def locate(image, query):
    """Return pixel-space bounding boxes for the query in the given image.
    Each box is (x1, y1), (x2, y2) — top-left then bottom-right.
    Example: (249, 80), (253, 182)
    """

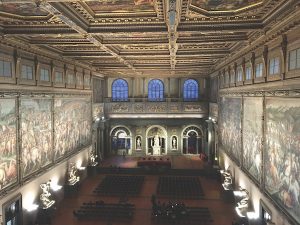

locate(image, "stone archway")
(145, 125), (167, 155)
(110, 126), (132, 155)
(182, 125), (203, 154)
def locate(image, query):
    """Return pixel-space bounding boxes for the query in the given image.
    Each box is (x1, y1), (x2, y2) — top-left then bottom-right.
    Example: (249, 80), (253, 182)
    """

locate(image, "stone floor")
(51, 155), (239, 225)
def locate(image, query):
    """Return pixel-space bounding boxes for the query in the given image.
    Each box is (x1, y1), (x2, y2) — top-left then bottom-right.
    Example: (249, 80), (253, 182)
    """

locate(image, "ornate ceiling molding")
(0, 0), (298, 78)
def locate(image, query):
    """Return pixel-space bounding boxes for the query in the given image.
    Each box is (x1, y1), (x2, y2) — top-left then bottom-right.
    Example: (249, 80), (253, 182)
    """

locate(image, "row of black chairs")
(93, 175), (144, 196)
(157, 176), (204, 199)
(186, 207), (213, 224)
(151, 199), (213, 225)
(73, 201), (135, 221)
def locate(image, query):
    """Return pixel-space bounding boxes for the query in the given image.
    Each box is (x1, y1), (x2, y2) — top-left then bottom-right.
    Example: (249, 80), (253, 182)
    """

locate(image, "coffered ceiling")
(0, 0), (297, 78)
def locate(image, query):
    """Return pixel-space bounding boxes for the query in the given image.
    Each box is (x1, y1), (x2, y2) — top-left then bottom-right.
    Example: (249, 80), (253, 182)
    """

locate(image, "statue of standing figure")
(153, 134), (160, 147)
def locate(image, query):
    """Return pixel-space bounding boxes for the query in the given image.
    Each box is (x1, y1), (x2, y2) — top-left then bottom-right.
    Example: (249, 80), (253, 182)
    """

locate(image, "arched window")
(112, 79), (128, 101)
(148, 79), (164, 101)
(183, 79), (198, 101)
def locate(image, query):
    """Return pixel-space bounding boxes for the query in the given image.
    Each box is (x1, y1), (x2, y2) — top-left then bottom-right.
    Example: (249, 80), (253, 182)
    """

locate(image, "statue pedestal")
(152, 146), (161, 155)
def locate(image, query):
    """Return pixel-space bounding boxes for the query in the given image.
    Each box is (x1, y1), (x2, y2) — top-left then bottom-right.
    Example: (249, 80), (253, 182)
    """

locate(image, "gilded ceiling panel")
(191, 0), (263, 11)
(0, 3), (49, 17)
(86, 0), (155, 13)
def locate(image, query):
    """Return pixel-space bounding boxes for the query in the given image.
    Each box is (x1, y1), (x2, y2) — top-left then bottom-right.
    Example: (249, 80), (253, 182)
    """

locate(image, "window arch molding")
(111, 78), (129, 101)
(148, 79), (164, 101)
(183, 79), (199, 101)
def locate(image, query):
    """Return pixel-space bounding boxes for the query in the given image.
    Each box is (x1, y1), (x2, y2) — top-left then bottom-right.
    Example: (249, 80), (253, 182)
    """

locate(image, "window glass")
(245, 66), (252, 80)
(237, 67), (243, 82)
(21, 64), (33, 80)
(269, 57), (280, 75)
(255, 62), (263, 78)
(112, 78), (128, 101)
(0, 60), (12, 77)
(183, 79), (198, 101)
(148, 79), (164, 101)
(55, 71), (63, 83)
(40, 68), (50, 81)
(289, 48), (300, 70)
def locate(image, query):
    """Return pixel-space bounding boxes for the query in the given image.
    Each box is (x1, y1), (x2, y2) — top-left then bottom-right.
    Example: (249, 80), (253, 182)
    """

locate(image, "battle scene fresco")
(86, 0), (155, 13)
(243, 97), (263, 182)
(0, 3), (49, 16)
(219, 97), (242, 163)
(265, 98), (300, 224)
(20, 98), (52, 178)
(0, 99), (17, 191)
(54, 98), (91, 160)
(191, 0), (261, 11)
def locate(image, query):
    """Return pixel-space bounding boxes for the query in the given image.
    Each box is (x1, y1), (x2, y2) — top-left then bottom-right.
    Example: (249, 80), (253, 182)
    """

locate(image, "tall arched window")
(148, 79), (164, 101)
(112, 79), (128, 101)
(183, 79), (199, 101)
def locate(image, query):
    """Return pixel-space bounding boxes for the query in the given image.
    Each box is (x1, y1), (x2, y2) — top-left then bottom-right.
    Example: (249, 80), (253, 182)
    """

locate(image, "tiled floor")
(51, 155), (239, 225)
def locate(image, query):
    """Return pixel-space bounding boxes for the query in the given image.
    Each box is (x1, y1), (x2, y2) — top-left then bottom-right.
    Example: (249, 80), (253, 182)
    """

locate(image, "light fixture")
(25, 204), (39, 212)
(76, 160), (86, 170)
(247, 211), (259, 219)
(23, 192), (39, 212)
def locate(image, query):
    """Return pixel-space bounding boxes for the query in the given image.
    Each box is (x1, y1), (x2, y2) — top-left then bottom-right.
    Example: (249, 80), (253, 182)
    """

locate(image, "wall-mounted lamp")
(246, 211), (259, 219)
(23, 192), (38, 212)
(25, 204), (39, 212)
(76, 160), (86, 171)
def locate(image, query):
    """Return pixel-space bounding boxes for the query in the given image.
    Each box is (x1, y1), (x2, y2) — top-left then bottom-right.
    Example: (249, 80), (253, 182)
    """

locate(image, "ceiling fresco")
(0, 0), (294, 77)
(86, 0), (155, 13)
(0, 3), (48, 17)
(191, 0), (263, 11)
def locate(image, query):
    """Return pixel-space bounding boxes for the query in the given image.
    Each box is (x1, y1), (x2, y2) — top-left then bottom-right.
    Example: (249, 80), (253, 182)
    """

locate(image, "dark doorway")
(2, 194), (22, 225)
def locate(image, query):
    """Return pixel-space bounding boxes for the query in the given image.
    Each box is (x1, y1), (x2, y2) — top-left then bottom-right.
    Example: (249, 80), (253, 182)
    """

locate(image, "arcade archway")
(182, 126), (203, 154)
(110, 126), (132, 155)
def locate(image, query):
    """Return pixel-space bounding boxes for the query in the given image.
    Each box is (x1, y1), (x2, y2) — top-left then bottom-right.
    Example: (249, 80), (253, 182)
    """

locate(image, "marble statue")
(152, 134), (161, 155)
(68, 164), (80, 185)
(40, 180), (55, 209)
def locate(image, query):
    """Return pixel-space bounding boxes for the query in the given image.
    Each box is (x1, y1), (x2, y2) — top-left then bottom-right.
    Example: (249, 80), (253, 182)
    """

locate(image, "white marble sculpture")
(40, 180), (55, 209)
(68, 164), (80, 185)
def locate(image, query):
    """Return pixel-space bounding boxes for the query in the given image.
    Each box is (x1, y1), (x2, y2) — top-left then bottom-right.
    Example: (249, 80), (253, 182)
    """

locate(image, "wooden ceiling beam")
(16, 1), (143, 76)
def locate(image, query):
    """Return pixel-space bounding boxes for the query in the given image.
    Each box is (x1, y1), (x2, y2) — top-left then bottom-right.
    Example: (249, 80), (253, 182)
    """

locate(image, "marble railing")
(103, 100), (209, 118)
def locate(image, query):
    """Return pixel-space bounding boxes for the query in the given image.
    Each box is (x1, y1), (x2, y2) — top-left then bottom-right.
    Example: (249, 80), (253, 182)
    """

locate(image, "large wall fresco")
(20, 98), (52, 177)
(219, 97), (241, 163)
(243, 97), (263, 182)
(0, 99), (17, 190)
(265, 98), (300, 224)
(54, 98), (91, 160)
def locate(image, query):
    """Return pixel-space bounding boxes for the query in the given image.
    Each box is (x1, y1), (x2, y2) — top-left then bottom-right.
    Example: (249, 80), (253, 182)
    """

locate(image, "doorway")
(2, 194), (22, 225)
